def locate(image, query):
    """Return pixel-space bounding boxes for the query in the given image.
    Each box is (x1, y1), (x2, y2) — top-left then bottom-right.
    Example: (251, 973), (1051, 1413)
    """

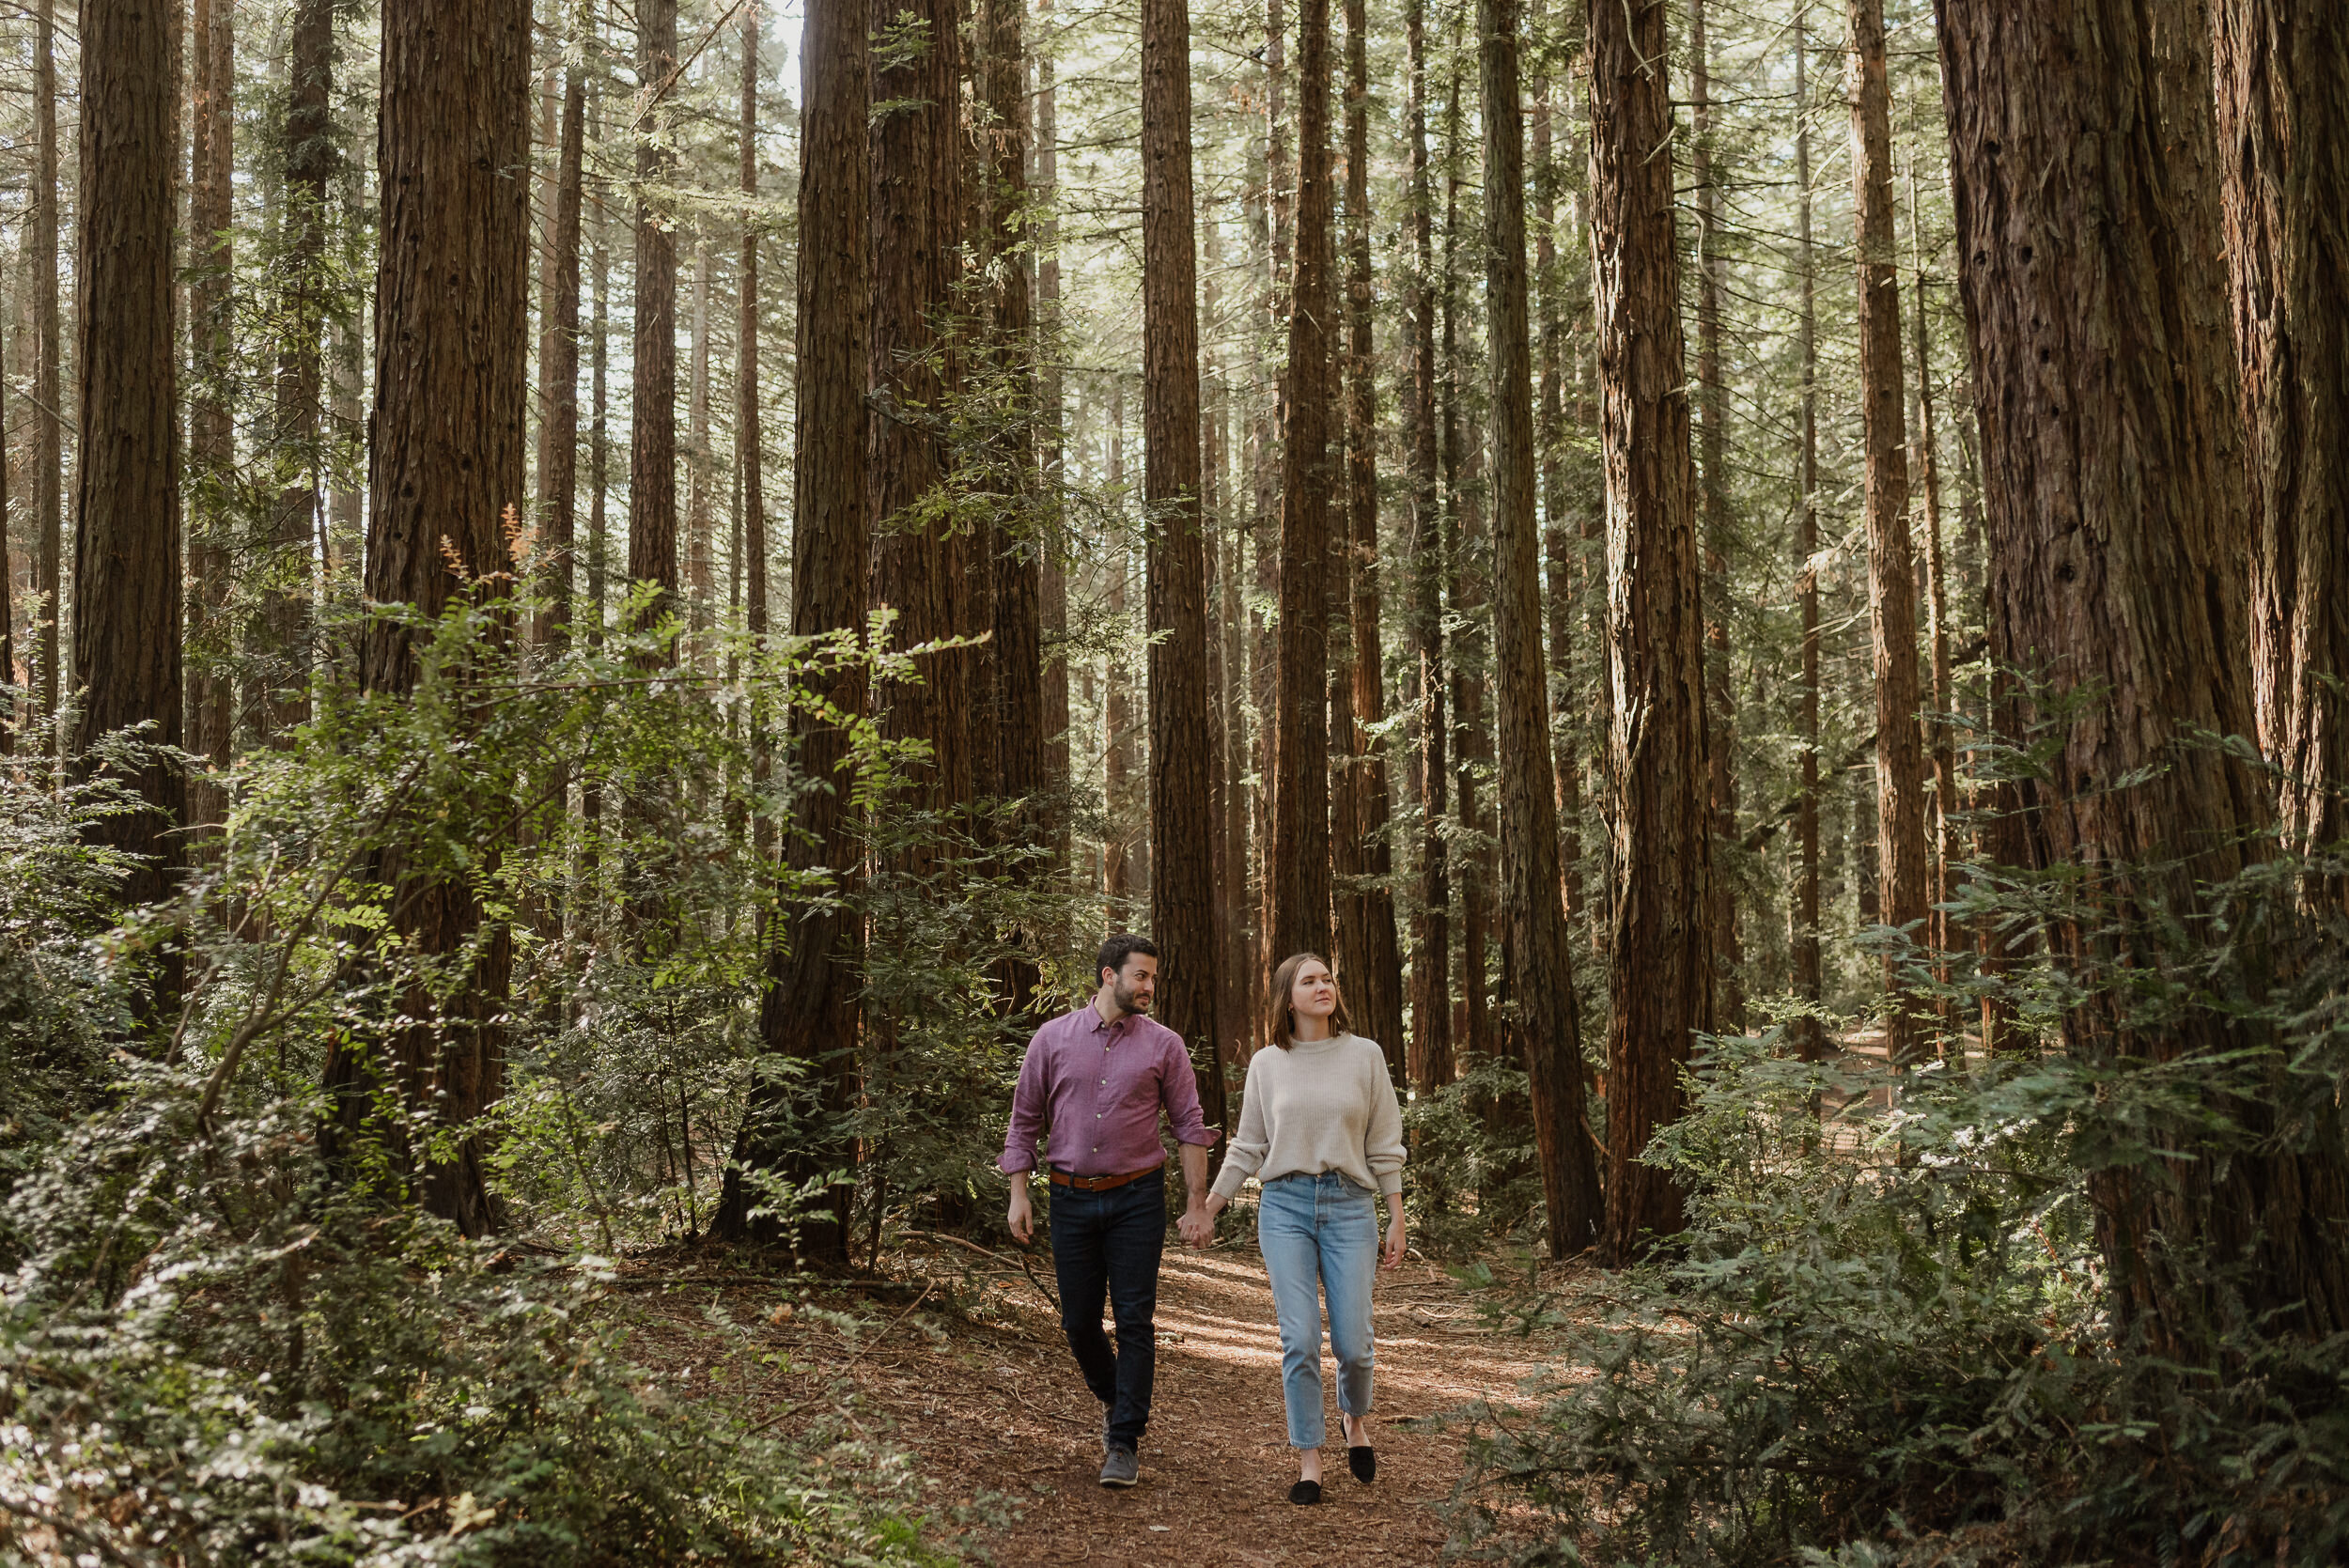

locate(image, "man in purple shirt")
(1003, 933), (1219, 1488)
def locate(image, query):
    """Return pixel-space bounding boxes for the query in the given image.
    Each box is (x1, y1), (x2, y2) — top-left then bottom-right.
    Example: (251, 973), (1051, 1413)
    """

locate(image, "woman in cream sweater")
(1200, 952), (1408, 1505)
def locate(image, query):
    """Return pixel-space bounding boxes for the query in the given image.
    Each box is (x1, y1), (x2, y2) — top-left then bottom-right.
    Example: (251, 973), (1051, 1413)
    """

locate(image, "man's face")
(1103, 955), (1159, 1016)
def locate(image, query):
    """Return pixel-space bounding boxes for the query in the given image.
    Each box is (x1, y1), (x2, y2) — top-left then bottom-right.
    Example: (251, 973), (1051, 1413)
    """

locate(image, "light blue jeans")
(1256, 1171), (1380, 1449)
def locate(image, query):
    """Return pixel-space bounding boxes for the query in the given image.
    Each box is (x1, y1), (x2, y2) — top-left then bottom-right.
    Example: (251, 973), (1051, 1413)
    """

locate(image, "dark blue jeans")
(1048, 1166), (1165, 1450)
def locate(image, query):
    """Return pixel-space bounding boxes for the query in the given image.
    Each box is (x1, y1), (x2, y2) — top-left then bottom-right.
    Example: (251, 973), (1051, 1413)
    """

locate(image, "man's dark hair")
(1096, 933), (1159, 984)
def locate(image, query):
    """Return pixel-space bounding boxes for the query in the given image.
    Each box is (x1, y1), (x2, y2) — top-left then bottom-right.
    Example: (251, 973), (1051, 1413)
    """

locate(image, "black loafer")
(1348, 1445), (1376, 1483)
(1287, 1480), (1322, 1506)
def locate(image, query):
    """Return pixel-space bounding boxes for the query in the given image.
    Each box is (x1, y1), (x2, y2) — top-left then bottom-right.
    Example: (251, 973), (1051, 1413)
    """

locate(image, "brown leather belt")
(1049, 1165), (1161, 1192)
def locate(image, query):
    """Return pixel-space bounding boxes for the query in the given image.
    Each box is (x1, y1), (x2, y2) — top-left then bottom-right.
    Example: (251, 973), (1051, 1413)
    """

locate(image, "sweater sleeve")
(1209, 1051), (1269, 1201)
(1362, 1046), (1407, 1196)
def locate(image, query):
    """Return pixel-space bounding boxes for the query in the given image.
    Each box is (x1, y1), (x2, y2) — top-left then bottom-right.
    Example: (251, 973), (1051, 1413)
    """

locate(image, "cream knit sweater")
(1209, 1032), (1407, 1202)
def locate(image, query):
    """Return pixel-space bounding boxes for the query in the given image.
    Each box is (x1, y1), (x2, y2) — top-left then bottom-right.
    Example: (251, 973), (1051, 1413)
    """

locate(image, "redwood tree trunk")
(1848, 0), (1927, 1060)
(33, 0), (61, 730)
(187, 0), (233, 824)
(1939, 0), (2349, 1349)
(270, 0), (336, 728)
(1483, 0), (1602, 1255)
(1270, 0), (1335, 961)
(336, 0), (533, 1234)
(1405, 0), (1451, 1093)
(536, 63), (586, 648)
(2213, 0), (2349, 908)
(714, 0), (870, 1264)
(75, 0), (184, 915)
(1692, 0), (1742, 1031)
(1142, 0), (1223, 1129)
(1340, 0), (1406, 1076)
(739, 11), (765, 647)
(1791, 10), (1825, 1061)
(1590, 0), (1712, 1263)
(631, 0), (681, 615)
(869, 0), (968, 844)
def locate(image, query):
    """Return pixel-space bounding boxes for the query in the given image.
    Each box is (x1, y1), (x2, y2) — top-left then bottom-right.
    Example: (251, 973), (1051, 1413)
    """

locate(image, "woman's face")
(1289, 960), (1338, 1024)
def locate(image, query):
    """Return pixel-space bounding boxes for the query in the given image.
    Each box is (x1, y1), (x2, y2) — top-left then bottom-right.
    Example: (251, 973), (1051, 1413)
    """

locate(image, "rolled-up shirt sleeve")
(1159, 1032), (1221, 1148)
(1000, 1032), (1050, 1174)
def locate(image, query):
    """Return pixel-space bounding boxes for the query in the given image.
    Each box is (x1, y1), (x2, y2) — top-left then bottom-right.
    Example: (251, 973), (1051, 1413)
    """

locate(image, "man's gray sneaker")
(1098, 1444), (1140, 1488)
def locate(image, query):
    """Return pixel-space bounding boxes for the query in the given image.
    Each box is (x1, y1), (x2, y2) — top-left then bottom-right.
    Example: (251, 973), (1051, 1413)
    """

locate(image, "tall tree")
(631, 0), (681, 615)
(2212, 0), (2349, 906)
(981, 0), (1044, 1013)
(1910, 160), (1961, 1018)
(33, 0), (62, 732)
(1940, 0), (2349, 1350)
(1141, 0), (1223, 1131)
(332, 0), (534, 1234)
(739, 7), (766, 650)
(1590, 0), (1712, 1263)
(1534, 72), (1585, 925)
(687, 242), (715, 631)
(1483, 0), (1603, 1256)
(1339, 0), (1407, 1074)
(187, 0), (234, 823)
(1791, 7), (1825, 1061)
(1, 315), (12, 754)
(1846, 0), (1926, 1060)
(269, 0), (337, 730)
(713, 0), (872, 1265)
(1036, 0), (1071, 871)
(1691, 0), (1742, 1029)
(1405, 0), (1451, 1093)
(1269, 0), (1336, 959)
(74, 0), (183, 916)
(869, 0), (968, 839)
(536, 60), (588, 648)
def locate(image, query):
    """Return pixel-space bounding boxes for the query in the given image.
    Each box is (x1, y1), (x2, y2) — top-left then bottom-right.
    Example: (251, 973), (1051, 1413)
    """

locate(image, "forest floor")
(615, 1235), (1597, 1566)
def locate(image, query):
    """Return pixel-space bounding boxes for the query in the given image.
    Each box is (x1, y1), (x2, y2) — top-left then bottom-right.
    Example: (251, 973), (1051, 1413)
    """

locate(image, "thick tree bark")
(1692, 0), (1742, 1031)
(269, 0), (335, 729)
(1141, 0), (1224, 1130)
(982, 0), (1044, 1015)
(1939, 0), (2349, 1348)
(334, 0), (533, 1235)
(1848, 0), (1927, 1061)
(1037, 0), (1071, 874)
(1483, 0), (1603, 1256)
(1338, 0), (1406, 1077)
(1590, 0), (1712, 1263)
(2213, 0), (2349, 907)
(714, 0), (871, 1264)
(536, 64), (587, 648)
(1405, 0), (1451, 1093)
(631, 0), (681, 616)
(869, 0), (968, 844)
(1791, 10), (1825, 1061)
(75, 0), (184, 916)
(33, 0), (62, 731)
(1270, 0), (1337, 962)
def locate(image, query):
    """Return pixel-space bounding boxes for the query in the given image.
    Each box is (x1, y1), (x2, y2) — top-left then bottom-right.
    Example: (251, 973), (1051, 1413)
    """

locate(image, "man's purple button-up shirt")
(1000, 1004), (1219, 1178)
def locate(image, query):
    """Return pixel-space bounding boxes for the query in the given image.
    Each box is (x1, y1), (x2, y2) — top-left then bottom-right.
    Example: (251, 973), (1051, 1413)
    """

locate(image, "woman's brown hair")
(1266, 952), (1352, 1048)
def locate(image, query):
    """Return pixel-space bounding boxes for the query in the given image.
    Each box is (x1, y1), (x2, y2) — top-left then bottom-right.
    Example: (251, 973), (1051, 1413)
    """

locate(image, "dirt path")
(810, 1244), (1574, 1566)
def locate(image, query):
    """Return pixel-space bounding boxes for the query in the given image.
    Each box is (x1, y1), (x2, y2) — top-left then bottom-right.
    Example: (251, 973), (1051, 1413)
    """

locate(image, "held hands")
(1006, 1180), (1034, 1246)
(1178, 1191), (1226, 1250)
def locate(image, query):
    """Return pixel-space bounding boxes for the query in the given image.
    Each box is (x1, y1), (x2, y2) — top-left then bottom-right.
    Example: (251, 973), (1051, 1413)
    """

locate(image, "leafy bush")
(0, 602), (964, 1565)
(1451, 985), (2349, 1565)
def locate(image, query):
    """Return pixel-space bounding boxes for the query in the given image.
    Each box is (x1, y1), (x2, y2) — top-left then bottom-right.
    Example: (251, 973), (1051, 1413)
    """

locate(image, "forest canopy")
(1, 0), (2345, 1560)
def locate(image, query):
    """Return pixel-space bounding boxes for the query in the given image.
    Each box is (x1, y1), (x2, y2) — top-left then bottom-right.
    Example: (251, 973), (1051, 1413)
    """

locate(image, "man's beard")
(1113, 980), (1152, 1015)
